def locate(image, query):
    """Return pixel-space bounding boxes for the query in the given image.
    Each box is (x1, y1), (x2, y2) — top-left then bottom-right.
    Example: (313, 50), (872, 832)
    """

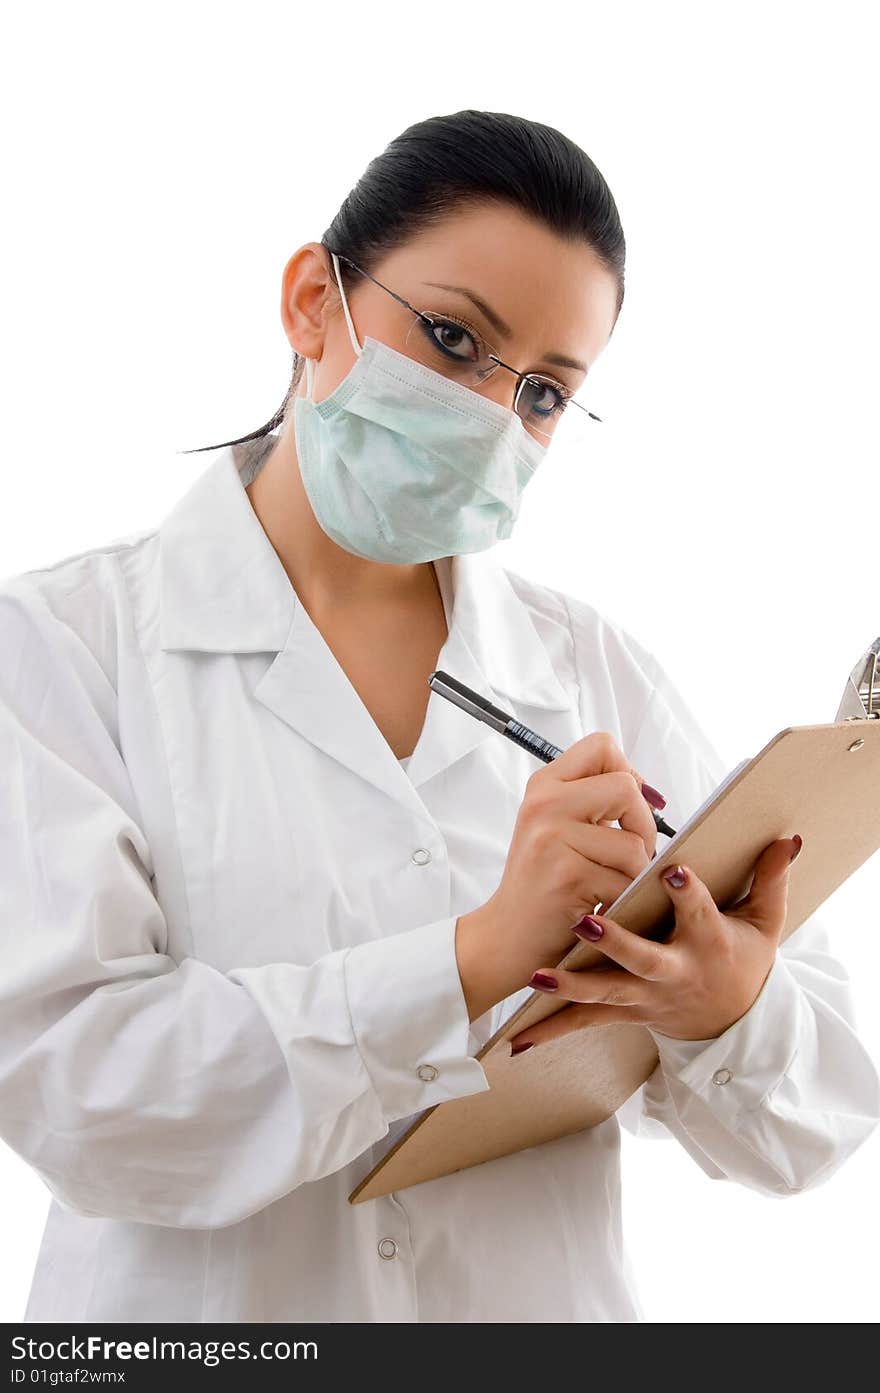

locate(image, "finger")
(733, 836), (801, 938)
(657, 861), (721, 937)
(547, 729), (641, 784)
(559, 768), (657, 852)
(569, 911), (674, 981)
(554, 774), (657, 862)
(508, 1002), (639, 1053)
(630, 768), (669, 818)
(558, 818), (651, 888)
(547, 732), (666, 825)
(529, 964), (649, 1008)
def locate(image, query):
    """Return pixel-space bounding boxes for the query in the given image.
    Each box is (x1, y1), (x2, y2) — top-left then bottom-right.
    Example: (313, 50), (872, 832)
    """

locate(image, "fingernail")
(789, 834), (803, 862)
(663, 865), (687, 888)
(641, 781), (667, 810)
(510, 1040), (535, 1056)
(573, 915), (604, 941)
(530, 972), (559, 991)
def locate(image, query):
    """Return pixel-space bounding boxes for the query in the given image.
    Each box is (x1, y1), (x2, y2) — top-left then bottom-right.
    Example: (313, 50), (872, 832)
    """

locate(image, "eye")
(418, 314), (482, 364)
(518, 375), (569, 420)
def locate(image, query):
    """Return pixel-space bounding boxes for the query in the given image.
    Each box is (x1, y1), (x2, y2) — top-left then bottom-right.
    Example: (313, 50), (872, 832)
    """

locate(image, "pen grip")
(504, 721), (564, 763)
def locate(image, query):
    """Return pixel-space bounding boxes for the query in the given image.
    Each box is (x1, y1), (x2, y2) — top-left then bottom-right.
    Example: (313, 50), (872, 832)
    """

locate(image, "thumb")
(739, 835), (802, 937)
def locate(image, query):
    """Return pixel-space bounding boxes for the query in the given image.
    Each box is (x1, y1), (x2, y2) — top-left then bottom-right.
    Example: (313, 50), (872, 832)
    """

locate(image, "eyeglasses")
(326, 250), (603, 445)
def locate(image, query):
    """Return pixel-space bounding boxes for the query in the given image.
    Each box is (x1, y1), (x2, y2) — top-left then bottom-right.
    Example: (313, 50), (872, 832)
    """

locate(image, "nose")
(476, 365), (519, 414)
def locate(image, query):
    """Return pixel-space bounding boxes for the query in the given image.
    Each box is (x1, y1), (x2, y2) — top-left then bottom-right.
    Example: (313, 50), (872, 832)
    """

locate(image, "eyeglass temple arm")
(328, 250), (430, 324)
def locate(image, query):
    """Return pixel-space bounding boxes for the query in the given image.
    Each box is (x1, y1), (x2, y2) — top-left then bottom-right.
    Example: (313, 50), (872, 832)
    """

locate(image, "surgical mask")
(292, 254), (547, 564)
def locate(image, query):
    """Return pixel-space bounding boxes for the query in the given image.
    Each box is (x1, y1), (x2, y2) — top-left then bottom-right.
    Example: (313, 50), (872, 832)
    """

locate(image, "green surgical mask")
(292, 252), (547, 564)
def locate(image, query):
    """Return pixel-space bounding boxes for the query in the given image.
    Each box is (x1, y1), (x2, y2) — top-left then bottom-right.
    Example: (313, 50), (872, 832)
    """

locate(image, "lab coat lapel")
(402, 549), (574, 790)
(398, 614), (503, 791)
(252, 594), (432, 817)
(251, 550), (570, 811)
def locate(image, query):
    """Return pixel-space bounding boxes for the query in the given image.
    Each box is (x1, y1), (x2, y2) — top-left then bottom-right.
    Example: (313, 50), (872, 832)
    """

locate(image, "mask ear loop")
(331, 252), (364, 356)
(303, 252), (363, 402)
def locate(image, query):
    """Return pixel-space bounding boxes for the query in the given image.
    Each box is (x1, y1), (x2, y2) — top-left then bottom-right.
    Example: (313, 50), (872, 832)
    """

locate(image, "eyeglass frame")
(324, 248), (603, 429)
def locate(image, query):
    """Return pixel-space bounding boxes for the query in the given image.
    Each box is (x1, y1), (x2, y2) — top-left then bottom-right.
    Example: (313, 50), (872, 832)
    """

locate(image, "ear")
(280, 243), (335, 360)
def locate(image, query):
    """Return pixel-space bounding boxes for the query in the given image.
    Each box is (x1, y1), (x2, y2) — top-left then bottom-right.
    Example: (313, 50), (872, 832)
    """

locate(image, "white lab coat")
(1, 435), (877, 1324)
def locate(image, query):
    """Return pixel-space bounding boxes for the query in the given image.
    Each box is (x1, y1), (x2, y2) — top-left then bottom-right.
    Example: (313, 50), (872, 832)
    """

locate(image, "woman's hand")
(507, 834), (803, 1052)
(456, 731), (664, 1021)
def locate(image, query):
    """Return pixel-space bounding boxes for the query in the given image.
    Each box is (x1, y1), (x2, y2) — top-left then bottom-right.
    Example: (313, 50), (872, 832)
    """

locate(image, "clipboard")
(349, 638), (880, 1205)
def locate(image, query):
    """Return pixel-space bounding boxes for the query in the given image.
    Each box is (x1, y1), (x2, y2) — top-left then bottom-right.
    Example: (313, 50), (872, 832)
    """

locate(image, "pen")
(428, 668), (678, 838)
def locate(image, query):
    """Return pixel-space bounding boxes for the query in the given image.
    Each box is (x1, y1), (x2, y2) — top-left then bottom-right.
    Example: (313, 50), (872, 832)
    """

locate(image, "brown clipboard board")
(349, 717), (880, 1204)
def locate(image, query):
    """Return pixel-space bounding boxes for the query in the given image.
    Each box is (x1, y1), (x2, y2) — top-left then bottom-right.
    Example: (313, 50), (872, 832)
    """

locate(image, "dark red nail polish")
(573, 915), (604, 941)
(530, 972), (558, 991)
(641, 782), (667, 810)
(510, 1040), (535, 1056)
(663, 865), (687, 888)
(790, 834), (803, 862)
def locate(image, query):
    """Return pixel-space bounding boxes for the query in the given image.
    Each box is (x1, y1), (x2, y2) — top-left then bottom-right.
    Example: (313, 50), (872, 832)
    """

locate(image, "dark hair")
(181, 109), (625, 455)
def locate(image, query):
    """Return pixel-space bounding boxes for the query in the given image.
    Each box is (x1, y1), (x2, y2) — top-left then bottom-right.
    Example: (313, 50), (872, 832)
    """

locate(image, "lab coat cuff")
(646, 951), (803, 1120)
(344, 915), (492, 1127)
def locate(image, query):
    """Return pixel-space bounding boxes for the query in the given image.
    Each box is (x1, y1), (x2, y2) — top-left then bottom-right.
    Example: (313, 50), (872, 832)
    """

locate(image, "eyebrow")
(422, 281), (588, 375)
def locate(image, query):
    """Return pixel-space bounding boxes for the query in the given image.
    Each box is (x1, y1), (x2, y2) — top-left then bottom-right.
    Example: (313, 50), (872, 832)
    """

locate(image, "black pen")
(428, 668), (678, 838)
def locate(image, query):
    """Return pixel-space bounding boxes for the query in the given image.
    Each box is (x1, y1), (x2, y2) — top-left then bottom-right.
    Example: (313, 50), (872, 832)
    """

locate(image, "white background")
(1, 0), (878, 1324)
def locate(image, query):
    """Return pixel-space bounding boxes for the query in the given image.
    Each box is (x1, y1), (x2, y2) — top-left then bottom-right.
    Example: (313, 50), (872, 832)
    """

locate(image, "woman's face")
(281, 200), (621, 421)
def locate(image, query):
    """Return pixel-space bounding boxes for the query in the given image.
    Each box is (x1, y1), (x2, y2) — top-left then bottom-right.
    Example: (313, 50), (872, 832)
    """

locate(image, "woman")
(2, 109), (877, 1325)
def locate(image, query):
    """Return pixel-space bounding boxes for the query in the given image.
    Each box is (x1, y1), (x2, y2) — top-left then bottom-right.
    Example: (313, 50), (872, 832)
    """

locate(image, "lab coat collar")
(158, 443), (572, 802)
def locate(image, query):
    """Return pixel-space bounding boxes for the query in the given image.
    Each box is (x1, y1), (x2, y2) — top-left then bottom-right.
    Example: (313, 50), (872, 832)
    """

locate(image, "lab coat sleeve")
(612, 634), (880, 1196)
(0, 579), (490, 1230)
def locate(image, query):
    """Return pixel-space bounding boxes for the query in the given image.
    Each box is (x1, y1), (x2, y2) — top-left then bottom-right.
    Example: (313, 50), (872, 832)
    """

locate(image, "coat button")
(417, 1064), (439, 1082)
(411, 848), (432, 866)
(377, 1237), (399, 1260)
(712, 1067), (733, 1085)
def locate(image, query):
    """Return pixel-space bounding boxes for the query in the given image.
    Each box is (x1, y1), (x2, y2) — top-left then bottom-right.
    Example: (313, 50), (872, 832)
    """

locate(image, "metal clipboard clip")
(835, 637), (880, 721)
